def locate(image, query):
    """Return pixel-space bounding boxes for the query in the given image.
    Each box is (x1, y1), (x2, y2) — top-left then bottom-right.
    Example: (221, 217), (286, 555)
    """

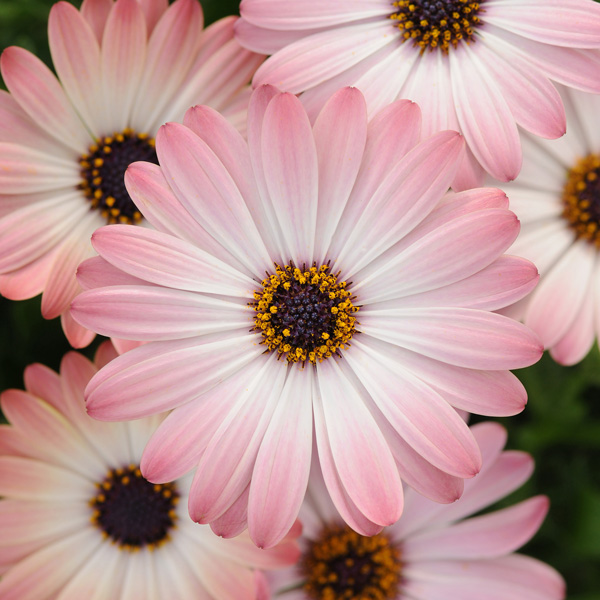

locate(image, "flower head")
(270, 422), (566, 600)
(500, 86), (600, 365)
(71, 86), (542, 548)
(0, 342), (300, 600)
(0, 0), (263, 347)
(235, 0), (600, 189)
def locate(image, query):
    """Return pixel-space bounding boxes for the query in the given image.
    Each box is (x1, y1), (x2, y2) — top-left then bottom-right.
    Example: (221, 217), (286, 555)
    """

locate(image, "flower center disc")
(302, 525), (402, 600)
(90, 464), (179, 551)
(79, 128), (159, 224)
(251, 263), (359, 365)
(390, 0), (482, 52)
(562, 153), (600, 246)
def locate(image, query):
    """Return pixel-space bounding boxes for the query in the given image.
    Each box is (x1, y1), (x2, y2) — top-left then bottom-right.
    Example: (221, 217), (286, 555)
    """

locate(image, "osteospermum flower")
(0, 0), (263, 347)
(0, 343), (300, 600)
(499, 87), (600, 365)
(269, 422), (566, 600)
(71, 86), (542, 548)
(235, 0), (600, 189)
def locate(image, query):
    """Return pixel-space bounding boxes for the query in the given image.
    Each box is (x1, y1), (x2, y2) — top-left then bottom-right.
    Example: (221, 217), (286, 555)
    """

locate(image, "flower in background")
(0, 342), (299, 600)
(0, 0), (263, 347)
(270, 422), (565, 600)
(500, 87), (600, 365)
(71, 86), (542, 549)
(235, 0), (600, 189)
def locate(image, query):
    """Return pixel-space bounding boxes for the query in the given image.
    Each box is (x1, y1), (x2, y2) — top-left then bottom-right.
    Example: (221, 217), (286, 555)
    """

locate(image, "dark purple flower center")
(390, 0), (483, 52)
(301, 524), (402, 600)
(251, 263), (359, 365)
(90, 464), (178, 550)
(562, 153), (600, 246)
(79, 128), (158, 224)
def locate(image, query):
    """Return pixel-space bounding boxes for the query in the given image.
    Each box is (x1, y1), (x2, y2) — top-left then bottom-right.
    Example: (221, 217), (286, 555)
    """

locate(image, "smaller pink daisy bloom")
(270, 422), (566, 600)
(0, 0), (263, 348)
(71, 86), (542, 549)
(0, 342), (300, 600)
(235, 0), (600, 189)
(501, 86), (600, 365)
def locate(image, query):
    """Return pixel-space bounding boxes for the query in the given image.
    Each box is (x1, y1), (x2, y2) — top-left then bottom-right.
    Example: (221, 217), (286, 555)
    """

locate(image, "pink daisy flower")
(269, 422), (566, 600)
(71, 86), (542, 549)
(0, 0), (263, 348)
(500, 87), (600, 366)
(235, 0), (600, 189)
(0, 342), (300, 600)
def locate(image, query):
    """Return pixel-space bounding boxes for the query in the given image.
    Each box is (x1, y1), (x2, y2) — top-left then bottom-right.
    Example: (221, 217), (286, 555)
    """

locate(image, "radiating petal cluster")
(0, 343), (299, 600)
(0, 0), (263, 347)
(71, 86), (542, 549)
(499, 86), (600, 365)
(269, 422), (565, 600)
(235, 0), (600, 189)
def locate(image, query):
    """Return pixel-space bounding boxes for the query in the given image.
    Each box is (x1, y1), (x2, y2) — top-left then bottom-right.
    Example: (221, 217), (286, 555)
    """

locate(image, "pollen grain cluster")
(90, 464), (179, 552)
(302, 524), (402, 600)
(79, 128), (159, 225)
(251, 263), (359, 365)
(562, 153), (600, 246)
(390, 0), (482, 53)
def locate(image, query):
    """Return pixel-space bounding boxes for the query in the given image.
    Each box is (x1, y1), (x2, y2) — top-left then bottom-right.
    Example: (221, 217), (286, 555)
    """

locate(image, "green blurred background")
(1, 1), (599, 598)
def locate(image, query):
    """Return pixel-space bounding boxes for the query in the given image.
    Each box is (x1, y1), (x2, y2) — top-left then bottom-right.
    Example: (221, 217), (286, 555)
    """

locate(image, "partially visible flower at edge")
(71, 86), (543, 549)
(235, 0), (600, 190)
(0, 342), (299, 600)
(500, 85), (600, 365)
(0, 0), (263, 348)
(269, 422), (565, 600)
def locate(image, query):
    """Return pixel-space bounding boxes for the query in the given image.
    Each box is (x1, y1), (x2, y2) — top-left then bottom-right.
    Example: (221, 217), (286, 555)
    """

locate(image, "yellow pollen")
(78, 128), (157, 225)
(89, 464), (178, 552)
(251, 262), (360, 366)
(390, 0), (482, 53)
(562, 153), (600, 247)
(302, 524), (402, 600)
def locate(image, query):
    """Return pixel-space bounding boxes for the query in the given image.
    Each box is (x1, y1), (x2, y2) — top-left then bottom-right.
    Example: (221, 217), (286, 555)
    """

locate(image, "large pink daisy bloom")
(269, 422), (565, 600)
(0, 342), (300, 600)
(0, 0), (263, 348)
(500, 87), (600, 366)
(71, 86), (542, 549)
(235, 0), (600, 189)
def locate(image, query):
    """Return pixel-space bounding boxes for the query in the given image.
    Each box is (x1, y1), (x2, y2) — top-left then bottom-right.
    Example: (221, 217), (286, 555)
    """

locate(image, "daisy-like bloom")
(269, 422), (566, 600)
(235, 0), (600, 189)
(0, 0), (263, 348)
(71, 86), (543, 549)
(0, 342), (300, 600)
(498, 87), (600, 366)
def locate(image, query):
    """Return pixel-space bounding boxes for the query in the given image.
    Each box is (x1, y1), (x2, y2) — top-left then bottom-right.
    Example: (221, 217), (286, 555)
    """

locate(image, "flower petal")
(247, 366), (313, 548)
(85, 333), (263, 421)
(156, 121), (273, 275)
(100, 0), (148, 132)
(345, 339), (482, 478)
(88, 224), (256, 296)
(261, 92), (319, 265)
(403, 496), (549, 561)
(315, 359), (403, 527)
(187, 354), (286, 521)
(0, 47), (90, 152)
(312, 87), (367, 263)
(450, 45), (521, 181)
(335, 131), (465, 277)
(359, 307), (542, 370)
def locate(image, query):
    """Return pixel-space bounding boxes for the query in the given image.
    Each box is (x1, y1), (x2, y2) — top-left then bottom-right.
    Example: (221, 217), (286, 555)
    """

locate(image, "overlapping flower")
(0, 343), (300, 600)
(0, 0), (262, 347)
(269, 423), (565, 600)
(235, 0), (600, 189)
(71, 85), (542, 549)
(501, 86), (600, 365)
